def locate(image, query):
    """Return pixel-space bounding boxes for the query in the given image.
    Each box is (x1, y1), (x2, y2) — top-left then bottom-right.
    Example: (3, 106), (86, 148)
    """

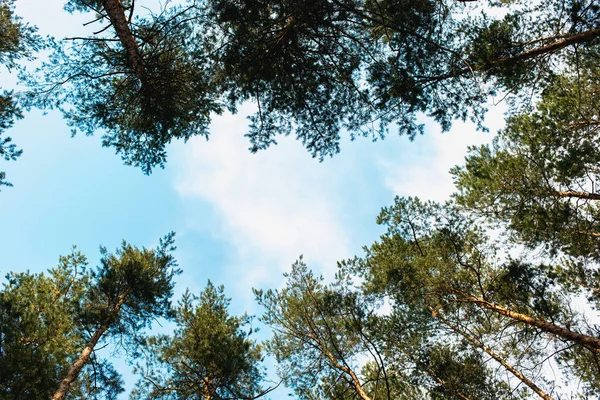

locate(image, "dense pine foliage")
(1, 0), (600, 398)
(20, 0), (600, 172)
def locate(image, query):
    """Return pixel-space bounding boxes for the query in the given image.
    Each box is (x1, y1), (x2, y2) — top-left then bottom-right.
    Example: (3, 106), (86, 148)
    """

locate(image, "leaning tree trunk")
(451, 289), (600, 352)
(322, 346), (372, 400)
(305, 326), (372, 400)
(436, 27), (600, 80)
(435, 310), (554, 400)
(102, 0), (145, 82)
(51, 324), (110, 400)
(51, 291), (129, 400)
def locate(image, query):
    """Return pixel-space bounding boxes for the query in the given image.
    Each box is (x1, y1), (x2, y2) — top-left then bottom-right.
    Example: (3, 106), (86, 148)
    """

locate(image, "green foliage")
(197, 0), (600, 156)
(320, 361), (423, 400)
(258, 252), (524, 399)
(87, 233), (180, 334)
(4, 1), (600, 398)
(0, 1), (40, 69)
(32, 4), (219, 174)
(556, 344), (600, 398)
(0, 251), (91, 399)
(343, 196), (600, 397)
(0, 234), (180, 399)
(364, 198), (488, 309)
(444, 63), (600, 396)
(0, 92), (23, 187)
(368, 197), (580, 327)
(132, 282), (265, 400)
(0, 0), (44, 188)
(419, 344), (515, 400)
(25, 0), (600, 172)
(255, 258), (383, 400)
(0, 250), (127, 399)
(453, 69), (600, 260)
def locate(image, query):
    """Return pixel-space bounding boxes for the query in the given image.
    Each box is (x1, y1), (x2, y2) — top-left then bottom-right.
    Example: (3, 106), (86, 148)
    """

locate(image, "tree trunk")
(452, 290), (600, 352)
(51, 324), (110, 400)
(554, 190), (600, 201)
(435, 311), (554, 400)
(308, 332), (372, 400)
(324, 352), (372, 400)
(102, 0), (145, 82)
(490, 28), (600, 67)
(51, 291), (129, 400)
(435, 28), (600, 80)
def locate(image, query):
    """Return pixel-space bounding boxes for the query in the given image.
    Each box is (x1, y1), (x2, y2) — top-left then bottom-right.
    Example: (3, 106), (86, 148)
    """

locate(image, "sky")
(0, 0), (506, 397)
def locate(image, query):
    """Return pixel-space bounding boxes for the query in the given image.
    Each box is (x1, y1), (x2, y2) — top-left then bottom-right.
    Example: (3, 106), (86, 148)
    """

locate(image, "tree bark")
(451, 289), (600, 352)
(102, 0), (145, 82)
(577, 230), (600, 238)
(301, 285), (373, 400)
(51, 291), (129, 400)
(435, 28), (600, 81)
(51, 324), (110, 400)
(323, 349), (372, 400)
(489, 28), (600, 68)
(307, 331), (372, 400)
(554, 190), (600, 201)
(435, 311), (554, 400)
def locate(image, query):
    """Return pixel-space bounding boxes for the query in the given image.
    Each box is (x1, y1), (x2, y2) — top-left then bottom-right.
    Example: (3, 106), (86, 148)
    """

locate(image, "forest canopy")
(12, 0), (600, 172)
(1, 0), (600, 399)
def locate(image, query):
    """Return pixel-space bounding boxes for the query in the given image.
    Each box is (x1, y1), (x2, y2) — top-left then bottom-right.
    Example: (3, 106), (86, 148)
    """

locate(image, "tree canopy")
(254, 56), (600, 398)
(132, 282), (269, 400)
(18, 0), (600, 173)
(2, 0), (600, 398)
(0, 235), (278, 400)
(453, 66), (600, 260)
(0, 0), (43, 187)
(0, 234), (180, 399)
(256, 187), (600, 397)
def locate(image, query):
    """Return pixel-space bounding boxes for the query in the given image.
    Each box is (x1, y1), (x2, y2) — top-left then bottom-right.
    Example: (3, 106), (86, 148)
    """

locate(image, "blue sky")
(0, 0), (506, 396)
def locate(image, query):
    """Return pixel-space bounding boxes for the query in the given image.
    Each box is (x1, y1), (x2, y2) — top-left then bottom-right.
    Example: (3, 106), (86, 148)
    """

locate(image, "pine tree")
(31, 0), (600, 172)
(0, 234), (180, 399)
(132, 282), (269, 400)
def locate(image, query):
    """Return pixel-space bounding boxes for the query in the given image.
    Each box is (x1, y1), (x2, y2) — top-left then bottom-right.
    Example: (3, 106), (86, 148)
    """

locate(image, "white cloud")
(379, 107), (506, 202)
(174, 108), (351, 292)
(172, 103), (509, 302)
